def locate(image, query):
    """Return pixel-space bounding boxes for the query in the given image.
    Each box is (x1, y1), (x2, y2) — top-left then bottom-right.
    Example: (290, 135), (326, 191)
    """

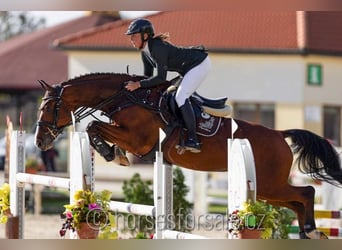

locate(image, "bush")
(121, 167), (193, 238)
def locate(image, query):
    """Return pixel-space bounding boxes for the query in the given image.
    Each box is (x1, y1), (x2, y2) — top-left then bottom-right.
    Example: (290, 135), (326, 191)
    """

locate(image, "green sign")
(307, 64), (322, 86)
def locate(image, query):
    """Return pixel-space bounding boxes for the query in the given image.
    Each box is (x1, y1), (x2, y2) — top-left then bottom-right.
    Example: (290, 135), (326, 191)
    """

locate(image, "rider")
(125, 18), (211, 153)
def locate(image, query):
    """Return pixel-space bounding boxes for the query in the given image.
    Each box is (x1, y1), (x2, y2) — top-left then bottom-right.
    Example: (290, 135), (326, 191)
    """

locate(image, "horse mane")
(60, 72), (143, 87)
(59, 72), (172, 91)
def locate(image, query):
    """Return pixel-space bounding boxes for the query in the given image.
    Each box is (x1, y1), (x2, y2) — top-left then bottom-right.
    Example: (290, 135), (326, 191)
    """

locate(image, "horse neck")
(62, 76), (127, 112)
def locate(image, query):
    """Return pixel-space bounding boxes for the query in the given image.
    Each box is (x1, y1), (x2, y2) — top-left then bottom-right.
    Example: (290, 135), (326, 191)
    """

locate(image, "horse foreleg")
(86, 121), (130, 166)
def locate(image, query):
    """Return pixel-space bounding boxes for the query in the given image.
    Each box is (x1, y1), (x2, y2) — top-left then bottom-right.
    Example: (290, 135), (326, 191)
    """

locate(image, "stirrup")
(184, 139), (201, 153)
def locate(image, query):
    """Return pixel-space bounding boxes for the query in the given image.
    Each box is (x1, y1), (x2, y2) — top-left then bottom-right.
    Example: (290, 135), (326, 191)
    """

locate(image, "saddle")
(164, 77), (232, 137)
(110, 76), (232, 137)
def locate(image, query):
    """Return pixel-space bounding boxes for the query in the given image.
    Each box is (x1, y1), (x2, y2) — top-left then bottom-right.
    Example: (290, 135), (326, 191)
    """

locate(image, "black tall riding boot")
(180, 99), (201, 153)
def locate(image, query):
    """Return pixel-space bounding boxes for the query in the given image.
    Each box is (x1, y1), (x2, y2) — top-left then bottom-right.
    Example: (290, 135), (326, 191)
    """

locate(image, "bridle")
(36, 81), (142, 139)
(36, 85), (71, 139)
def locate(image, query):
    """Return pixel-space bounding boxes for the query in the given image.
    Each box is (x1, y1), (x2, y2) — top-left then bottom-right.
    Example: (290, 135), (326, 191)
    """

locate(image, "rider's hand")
(125, 81), (141, 91)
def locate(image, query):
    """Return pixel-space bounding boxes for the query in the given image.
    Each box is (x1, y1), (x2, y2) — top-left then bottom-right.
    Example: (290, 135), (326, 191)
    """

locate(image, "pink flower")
(88, 203), (100, 210)
(66, 211), (73, 219)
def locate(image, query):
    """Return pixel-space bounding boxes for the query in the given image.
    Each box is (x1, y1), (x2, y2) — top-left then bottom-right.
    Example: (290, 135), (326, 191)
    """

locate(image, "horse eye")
(45, 106), (51, 113)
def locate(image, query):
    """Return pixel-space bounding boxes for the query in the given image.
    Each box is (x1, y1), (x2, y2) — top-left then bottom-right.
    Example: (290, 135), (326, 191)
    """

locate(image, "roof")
(0, 13), (120, 91)
(53, 11), (298, 52)
(53, 11), (342, 55)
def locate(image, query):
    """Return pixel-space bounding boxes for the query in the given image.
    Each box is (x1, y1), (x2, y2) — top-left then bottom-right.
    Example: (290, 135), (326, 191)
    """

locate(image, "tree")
(0, 11), (45, 41)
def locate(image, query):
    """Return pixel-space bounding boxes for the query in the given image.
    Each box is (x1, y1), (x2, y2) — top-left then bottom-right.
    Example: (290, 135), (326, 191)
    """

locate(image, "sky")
(29, 11), (159, 27)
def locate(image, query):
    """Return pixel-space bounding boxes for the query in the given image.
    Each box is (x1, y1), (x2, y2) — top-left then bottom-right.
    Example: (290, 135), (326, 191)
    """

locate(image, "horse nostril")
(35, 139), (42, 148)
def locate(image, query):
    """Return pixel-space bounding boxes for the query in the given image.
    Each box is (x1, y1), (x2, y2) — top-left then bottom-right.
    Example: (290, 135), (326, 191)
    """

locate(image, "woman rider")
(125, 18), (211, 153)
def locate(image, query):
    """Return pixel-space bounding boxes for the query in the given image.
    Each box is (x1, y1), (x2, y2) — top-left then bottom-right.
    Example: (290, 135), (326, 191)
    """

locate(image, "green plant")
(0, 183), (11, 224)
(59, 189), (117, 239)
(172, 167), (193, 233)
(121, 173), (154, 238)
(272, 206), (296, 239)
(230, 199), (280, 239)
(121, 167), (193, 238)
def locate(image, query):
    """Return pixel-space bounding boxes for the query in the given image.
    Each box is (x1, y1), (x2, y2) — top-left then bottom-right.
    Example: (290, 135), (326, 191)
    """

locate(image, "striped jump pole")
(289, 209), (342, 238)
(314, 210), (342, 219)
(288, 226), (342, 237)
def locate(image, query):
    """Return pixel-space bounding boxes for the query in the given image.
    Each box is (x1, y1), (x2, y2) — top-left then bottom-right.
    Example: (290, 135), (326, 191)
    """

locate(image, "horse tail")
(282, 129), (342, 187)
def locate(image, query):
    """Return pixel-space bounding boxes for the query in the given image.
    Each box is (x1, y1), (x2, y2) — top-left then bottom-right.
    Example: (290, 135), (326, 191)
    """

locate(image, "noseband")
(37, 85), (69, 139)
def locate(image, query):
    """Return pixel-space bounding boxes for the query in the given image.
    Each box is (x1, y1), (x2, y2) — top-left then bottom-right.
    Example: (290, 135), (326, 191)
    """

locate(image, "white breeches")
(175, 56), (211, 107)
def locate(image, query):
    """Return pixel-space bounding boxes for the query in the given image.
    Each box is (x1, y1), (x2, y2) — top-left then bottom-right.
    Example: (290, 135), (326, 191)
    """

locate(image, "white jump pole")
(15, 173), (70, 188)
(163, 229), (208, 239)
(109, 201), (154, 216)
(154, 128), (173, 239)
(9, 130), (93, 239)
(9, 130), (26, 239)
(107, 127), (208, 239)
(69, 131), (94, 203)
(227, 119), (257, 238)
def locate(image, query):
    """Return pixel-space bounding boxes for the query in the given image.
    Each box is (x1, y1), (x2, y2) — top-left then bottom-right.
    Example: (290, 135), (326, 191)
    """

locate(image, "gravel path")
(0, 213), (228, 239)
(0, 214), (63, 239)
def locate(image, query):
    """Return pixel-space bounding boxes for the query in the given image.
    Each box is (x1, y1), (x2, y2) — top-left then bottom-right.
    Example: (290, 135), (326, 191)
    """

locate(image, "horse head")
(35, 73), (146, 151)
(35, 80), (72, 151)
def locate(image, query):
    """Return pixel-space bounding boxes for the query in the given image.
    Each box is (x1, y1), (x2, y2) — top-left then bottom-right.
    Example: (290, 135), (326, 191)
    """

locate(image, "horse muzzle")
(35, 129), (55, 151)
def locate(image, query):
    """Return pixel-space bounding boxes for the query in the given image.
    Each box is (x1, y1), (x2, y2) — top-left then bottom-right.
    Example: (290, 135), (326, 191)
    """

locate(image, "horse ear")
(38, 80), (54, 92)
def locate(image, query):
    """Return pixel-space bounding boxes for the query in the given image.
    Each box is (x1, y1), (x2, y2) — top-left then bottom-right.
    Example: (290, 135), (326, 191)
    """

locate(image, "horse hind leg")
(265, 185), (328, 239)
(288, 186), (329, 239)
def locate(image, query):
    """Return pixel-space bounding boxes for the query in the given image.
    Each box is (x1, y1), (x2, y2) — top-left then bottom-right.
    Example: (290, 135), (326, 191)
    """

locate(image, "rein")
(37, 85), (127, 138)
(37, 82), (166, 139)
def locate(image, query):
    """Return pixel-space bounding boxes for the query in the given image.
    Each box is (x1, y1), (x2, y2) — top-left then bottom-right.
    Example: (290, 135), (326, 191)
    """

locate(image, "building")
(53, 11), (342, 146)
(0, 11), (121, 134)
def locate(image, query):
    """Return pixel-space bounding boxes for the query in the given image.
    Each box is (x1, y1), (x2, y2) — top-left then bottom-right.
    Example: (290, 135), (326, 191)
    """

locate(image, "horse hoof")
(116, 156), (130, 166)
(305, 230), (329, 239)
(114, 146), (130, 166)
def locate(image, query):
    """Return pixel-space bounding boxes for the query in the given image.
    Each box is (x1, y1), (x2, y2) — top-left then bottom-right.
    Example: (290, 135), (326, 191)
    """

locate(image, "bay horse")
(35, 72), (342, 239)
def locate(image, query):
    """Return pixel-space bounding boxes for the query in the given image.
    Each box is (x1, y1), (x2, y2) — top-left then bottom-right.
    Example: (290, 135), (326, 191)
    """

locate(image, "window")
(323, 106), (340, 146)
(307, 64), (322, 86)
(233, 103), (275, 129)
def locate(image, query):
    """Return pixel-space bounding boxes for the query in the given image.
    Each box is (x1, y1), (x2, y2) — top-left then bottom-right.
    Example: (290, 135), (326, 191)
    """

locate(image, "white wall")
(67, 50), (342, 107)
(68, 51), (305, 104)
(198, 54), (304, 103)
(68, 51), (141, 77)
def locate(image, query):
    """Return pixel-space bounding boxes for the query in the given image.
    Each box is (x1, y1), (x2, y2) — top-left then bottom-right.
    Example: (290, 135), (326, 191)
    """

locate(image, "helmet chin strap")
(139, 33), (148, 50)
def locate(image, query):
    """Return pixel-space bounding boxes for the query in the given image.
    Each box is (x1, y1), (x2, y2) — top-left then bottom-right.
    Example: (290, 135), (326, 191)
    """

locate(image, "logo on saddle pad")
(197, 114), (222, 137)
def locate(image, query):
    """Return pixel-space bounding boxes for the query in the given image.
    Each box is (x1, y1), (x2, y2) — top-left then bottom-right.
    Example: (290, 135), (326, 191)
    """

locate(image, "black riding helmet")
(125, 18), (155, 46)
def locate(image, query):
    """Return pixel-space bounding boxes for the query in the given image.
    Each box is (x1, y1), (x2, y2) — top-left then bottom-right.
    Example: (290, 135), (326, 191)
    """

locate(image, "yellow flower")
(0, 183), (11, 224)
(73, 190), (84, 200)
(60, 189), (117, 239)
(0, 216), (8, 224)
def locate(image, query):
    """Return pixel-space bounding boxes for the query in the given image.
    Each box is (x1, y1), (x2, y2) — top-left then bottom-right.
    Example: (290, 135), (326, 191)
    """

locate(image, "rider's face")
(130, 33), (142, 49)
(129, 33), (146, 50)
